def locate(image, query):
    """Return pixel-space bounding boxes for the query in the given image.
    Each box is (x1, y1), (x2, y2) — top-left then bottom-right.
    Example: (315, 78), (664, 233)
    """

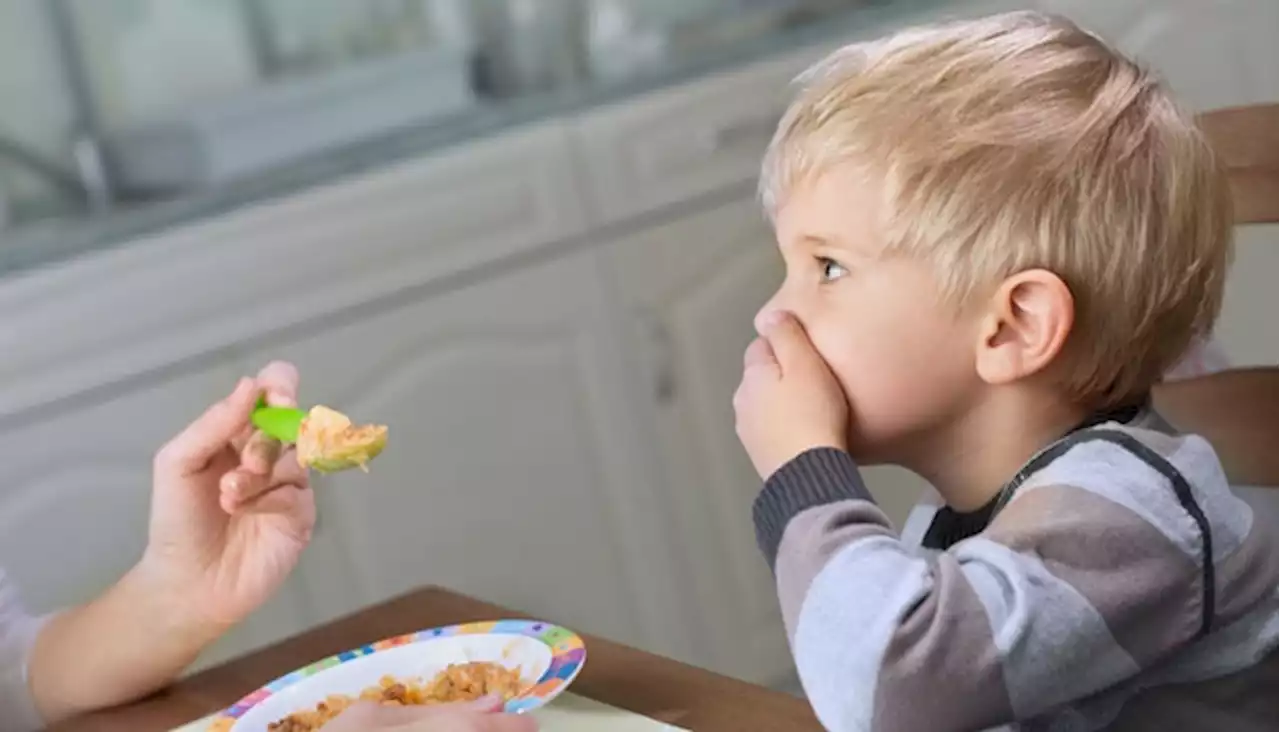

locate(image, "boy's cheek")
(797, 317), (843, 365)
(785, 313), (878, 442)
(805, 329), (859, 395)
(822, 358), (899, 459)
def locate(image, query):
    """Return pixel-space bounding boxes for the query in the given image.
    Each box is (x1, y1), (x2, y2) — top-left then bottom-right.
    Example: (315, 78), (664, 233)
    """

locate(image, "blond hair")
(761, 11), (1233, 406)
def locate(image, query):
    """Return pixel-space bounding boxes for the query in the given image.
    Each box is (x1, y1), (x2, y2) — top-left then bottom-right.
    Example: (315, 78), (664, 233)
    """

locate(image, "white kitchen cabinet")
(227, 246), (697, 665)
(0, 362), (234, 612)
(570, 49), (813, 228)
(565, 0), (1024, 231)
(601, 196), (797, 685)
(0, 120), (584, 420)
(0, 118), (592, 670)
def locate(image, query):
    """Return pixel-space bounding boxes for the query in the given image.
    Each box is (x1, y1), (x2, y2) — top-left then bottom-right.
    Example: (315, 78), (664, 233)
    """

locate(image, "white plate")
(209, 619), (586, 731)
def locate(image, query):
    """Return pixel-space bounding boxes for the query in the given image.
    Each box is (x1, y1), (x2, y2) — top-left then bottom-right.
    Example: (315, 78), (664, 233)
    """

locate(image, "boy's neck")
(909, 388), (1091, 513)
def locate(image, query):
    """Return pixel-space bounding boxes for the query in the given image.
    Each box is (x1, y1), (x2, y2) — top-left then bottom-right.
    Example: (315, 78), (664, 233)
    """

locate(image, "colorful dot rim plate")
(209, 619), (586, 730)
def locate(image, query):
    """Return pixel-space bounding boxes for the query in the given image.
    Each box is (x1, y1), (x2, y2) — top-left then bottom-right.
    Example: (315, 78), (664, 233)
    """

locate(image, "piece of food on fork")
(252, 401), (388, 473)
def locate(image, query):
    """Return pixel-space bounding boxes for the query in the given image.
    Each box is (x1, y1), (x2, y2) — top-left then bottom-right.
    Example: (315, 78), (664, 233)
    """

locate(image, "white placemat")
(171, 693), (687, 731)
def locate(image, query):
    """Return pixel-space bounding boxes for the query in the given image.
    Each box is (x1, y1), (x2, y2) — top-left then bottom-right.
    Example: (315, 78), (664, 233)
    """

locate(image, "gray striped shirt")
(753, 419), (1277, 731)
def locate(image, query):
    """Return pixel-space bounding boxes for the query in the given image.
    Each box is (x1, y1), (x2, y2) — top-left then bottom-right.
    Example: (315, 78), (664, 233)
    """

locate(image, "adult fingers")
(155, 378), (256, 477)
(219, 450), (309, 514)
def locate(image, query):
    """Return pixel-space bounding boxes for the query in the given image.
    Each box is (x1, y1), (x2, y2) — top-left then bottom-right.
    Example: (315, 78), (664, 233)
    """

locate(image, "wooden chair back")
(1196, 103), (1278, 225)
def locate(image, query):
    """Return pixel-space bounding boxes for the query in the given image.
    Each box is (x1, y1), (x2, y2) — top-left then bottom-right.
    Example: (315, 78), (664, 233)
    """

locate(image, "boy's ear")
(974, 269), (1074, 386)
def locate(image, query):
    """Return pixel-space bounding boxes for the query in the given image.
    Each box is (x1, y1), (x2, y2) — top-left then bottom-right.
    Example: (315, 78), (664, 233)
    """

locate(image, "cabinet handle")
(640, 109), (785, 178)
(642, 311), (678, 405)
(710, 110), (785, 152)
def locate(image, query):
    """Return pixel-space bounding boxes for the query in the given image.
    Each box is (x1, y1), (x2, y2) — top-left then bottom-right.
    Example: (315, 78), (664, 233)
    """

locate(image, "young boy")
(733, 11), (1277, 732)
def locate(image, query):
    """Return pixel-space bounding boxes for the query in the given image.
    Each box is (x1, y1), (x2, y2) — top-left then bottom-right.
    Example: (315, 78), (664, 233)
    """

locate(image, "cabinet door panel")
(0, 363), (237, 613)
(605, 197), (796, 684)
(239, 250), (680, 658)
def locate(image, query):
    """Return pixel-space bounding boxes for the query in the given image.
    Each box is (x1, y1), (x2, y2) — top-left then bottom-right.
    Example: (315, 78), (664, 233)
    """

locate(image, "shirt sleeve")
(0, 569), (48, 732)
(752, 445), (1229, 732)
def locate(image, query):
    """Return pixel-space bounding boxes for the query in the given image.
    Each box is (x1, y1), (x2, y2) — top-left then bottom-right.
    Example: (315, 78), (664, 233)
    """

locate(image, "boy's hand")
(734, 312), (848, 480)
(142, 361), (315, 629)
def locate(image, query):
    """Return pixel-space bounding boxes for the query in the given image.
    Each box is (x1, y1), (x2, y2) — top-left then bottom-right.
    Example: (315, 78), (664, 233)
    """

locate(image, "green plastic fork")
(250, 396), (307, 444)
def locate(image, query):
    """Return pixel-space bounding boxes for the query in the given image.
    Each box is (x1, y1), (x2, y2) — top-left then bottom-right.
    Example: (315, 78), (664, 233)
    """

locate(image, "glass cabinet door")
(64, 0), (454, 127)
(250, 0), (441, 76)
(66, 0), (259, 126)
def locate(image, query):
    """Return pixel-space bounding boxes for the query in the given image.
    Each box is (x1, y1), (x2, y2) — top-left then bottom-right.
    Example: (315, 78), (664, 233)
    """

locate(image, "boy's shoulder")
(1004, 415), (1276, 640)
(997, 417), (1277, 726)
(1013, 416), (1251, 553)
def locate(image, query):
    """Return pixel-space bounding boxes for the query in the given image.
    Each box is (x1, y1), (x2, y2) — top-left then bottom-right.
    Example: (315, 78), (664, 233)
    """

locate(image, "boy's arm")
(755, 445), (1269, 732)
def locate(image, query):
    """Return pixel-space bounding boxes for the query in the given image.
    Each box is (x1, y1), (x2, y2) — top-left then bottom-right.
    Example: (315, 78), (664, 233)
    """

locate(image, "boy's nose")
(756, 281), (801, 334)
(754, 305), (787, 336)
(753, 305), (774, 336)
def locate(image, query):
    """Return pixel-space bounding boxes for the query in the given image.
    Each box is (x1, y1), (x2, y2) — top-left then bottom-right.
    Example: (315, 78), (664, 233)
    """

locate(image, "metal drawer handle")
(634, 108), (786, 178)
(640, 309), (678, 405)
(709, 111), (785, 151)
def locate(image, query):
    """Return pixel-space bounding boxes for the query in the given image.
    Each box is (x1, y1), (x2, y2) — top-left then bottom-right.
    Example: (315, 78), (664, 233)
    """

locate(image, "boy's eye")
(817, 256), (849, 283)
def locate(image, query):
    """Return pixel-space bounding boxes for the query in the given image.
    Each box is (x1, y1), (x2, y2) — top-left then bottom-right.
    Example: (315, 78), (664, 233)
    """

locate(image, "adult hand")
(734, 311), (849, 479)
(142, 360), (315, 629)
(29, 362), (318, 724)
(325, 697), (538, 731)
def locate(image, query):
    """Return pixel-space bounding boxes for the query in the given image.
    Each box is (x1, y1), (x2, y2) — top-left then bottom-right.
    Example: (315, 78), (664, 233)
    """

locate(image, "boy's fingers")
(743, 337), (778, 372)
(761, 312), (822, 374)
(155, 378), (256, 476)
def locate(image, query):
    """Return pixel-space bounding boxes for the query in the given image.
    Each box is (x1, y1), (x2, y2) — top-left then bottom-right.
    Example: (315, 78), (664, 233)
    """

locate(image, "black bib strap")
(922, 401), (1145, 550)
(923, 424), (1216, 639)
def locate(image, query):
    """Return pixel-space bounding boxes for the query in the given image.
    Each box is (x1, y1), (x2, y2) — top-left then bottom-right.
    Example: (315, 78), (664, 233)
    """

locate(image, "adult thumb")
(759, 312), (821, 374)
(155, 377), (257, 476)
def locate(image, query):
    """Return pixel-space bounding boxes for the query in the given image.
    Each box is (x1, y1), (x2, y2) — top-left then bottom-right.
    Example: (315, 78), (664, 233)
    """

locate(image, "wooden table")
(52, 586), (822, 732)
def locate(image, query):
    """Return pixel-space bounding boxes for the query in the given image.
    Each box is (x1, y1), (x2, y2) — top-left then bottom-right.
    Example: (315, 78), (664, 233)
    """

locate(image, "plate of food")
(208, 620), (586, 731)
